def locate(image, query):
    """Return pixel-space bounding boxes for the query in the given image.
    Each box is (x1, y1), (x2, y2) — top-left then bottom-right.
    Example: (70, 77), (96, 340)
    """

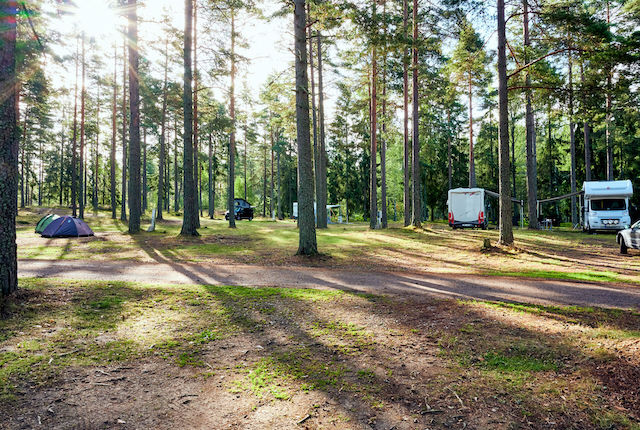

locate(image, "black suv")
(225, 198), (254, 221)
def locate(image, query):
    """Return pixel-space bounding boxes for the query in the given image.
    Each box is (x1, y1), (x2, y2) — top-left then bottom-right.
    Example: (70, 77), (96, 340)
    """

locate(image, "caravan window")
(590, 199), (626, 211)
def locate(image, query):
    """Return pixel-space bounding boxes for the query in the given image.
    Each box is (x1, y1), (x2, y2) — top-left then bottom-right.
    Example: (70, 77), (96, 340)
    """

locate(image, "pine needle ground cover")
(1, 278), (638, 429)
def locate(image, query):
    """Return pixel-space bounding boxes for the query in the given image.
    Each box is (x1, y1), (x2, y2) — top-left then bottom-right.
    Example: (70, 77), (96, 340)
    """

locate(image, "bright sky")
(45, 0), (294, 123)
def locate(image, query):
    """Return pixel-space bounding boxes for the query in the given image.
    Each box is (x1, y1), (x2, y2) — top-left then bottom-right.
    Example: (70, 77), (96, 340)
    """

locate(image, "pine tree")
(294, 0), (318, 255)
(181, 0), (199, 236)
(0, 2), (18, 298)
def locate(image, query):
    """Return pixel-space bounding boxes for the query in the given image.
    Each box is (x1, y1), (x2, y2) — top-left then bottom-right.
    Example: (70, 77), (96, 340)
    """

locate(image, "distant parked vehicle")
(617, 220), (640, 254)
(225, 198), (254, 221)
(447, 188), (488, 229)
(583, 180), (632, 233)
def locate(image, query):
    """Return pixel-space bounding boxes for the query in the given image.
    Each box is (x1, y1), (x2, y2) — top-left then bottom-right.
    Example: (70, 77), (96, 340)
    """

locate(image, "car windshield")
(591, 199), (626, 211)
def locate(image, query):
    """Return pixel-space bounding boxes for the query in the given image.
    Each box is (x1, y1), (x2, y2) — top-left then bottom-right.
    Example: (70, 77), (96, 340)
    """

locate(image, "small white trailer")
(447, 188), (487, 229)
(583, 180), (633, 232)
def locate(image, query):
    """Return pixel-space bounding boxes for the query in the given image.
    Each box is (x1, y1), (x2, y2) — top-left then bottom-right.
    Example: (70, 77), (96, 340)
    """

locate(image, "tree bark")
(370, 10), (378, 230)
(142, 126), (147, 212)
(605, 1), (613, 181)
(158, 38), (168, 220)
(307, 1), (319, 226)
(193, 0), (201, 223)
(71, 38), (79, 216)
(121, 34), (127, 221)
(0, 2), (18, 297)
(93, 82), (100, 211)
(181, 0), (198, 235)
(60, 107), (65, 206)
(380, 1), (387, 228)
(228, 9), (236, 228)
(569, 48), (577, 226)
(581, 63), (591, 181)
(524, 0), (538, 229)
(127, 0), (141, 233)
(411, 0), (420, 228)
(263, 139), (267, 217)
(174, 116), (179, 212)
(402, 0), (410, 227)
(294, 0), (318, 255)
(208, 132), (213, 218)
(497, 0), (513, 245)
(468, 74), (475, 188)
(447, 109), (452, 190)
(270, 127), (274, 219)
(316, 32), (328, 229)
(110, 45), (117, 219)
(80, 33), (86, 219)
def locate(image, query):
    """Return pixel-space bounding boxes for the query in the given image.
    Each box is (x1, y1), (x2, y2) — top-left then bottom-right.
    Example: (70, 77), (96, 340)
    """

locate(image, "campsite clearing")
(15, 209), (640, 285)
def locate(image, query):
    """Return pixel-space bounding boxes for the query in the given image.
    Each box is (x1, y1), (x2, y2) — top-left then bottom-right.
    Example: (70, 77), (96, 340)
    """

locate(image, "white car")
(617, 220), (640, 254)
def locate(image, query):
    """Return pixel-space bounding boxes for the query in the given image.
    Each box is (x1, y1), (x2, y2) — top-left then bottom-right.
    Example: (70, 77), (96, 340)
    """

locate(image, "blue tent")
(41, 216), (94, 238)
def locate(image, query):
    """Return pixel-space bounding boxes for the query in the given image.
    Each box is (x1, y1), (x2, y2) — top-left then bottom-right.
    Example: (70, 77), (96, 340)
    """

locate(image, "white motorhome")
(583, 180), (633, 232)
(448, 188), (487, 229)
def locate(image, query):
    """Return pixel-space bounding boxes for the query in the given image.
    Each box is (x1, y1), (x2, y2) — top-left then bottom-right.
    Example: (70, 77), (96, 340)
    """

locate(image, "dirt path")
(18, 259), (640, 310)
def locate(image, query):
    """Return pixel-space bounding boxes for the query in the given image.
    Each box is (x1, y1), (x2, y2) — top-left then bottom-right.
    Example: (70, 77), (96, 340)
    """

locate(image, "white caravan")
(448, 188), (487, 229)
(583, 180), (633, 232)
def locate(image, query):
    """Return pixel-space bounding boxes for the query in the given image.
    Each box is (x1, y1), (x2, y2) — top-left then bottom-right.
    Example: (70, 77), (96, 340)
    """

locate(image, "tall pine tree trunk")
(605, 1), (613, 181)
(60, 107), (65, 206)
(402, 0), (410, 227)
(370, 11), (378, 231)
(447, 109), (452, 189)
(294, 0), (318, 255)
(142, 126), (147, 212)
(120, 34), (127, 221)
(270, 127), (274, 219)
(263, 140), (267, 217)
(181, 0), (198, 236)
(581, 63), (591, 181)
(208, 132), (213, 218)
(468, 74), (475, 188)
(307, 2), (319, 226)
(158, 38), (168, 220)
(380, 1), (387, 228)
(569, 48), (577, 226)
(228, 10), (236, 228)
(524, 0), (538, 229)
(71, 38), (78, 217)
(93, 83), (100, 211)
(411, 0), (421, 228)
(80, 33), (86, 219)
(193, 0), (201, 223)
(128, 0), (141, 233)
(1, 2), (18, 297)
(111, 45), (117, 219)
(497, 0), (513, 245)
(316, 32), (328, 229)
(174, 116), (179, 212)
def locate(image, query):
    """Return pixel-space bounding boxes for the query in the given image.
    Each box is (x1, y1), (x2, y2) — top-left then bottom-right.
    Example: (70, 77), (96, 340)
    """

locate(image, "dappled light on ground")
(1, 279), (638, 428)
(16, 208), (640, 284)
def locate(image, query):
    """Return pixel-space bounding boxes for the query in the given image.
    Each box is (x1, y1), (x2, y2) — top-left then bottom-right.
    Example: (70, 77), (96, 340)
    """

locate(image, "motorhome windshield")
(590, 199), (626, 211)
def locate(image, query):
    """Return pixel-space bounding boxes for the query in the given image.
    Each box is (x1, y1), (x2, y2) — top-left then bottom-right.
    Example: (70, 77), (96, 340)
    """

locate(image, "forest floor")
(1, 278), (639, 429)
(15, 207), (640, 285)
(5, 208), (640, 429)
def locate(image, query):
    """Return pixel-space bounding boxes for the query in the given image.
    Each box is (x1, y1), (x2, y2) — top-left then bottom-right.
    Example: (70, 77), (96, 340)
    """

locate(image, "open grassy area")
(1, 279), (638, 428)
(16, 207), (640, 284)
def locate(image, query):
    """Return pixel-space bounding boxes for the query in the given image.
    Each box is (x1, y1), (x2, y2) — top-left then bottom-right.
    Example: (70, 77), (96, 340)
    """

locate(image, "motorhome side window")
(590, 199), (626, 211)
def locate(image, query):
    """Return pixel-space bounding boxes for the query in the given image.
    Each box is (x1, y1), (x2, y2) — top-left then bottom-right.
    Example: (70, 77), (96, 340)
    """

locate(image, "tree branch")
(507, 48), (571, 79)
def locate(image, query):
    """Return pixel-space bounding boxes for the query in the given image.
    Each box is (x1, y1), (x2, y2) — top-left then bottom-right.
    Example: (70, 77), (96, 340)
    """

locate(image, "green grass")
(485, 269), (629, 284)
(16, 207), (640, 285)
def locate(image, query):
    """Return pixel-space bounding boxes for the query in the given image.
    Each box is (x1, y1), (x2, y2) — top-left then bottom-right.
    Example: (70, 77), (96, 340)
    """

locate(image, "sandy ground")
(18, 259), (640, 310)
